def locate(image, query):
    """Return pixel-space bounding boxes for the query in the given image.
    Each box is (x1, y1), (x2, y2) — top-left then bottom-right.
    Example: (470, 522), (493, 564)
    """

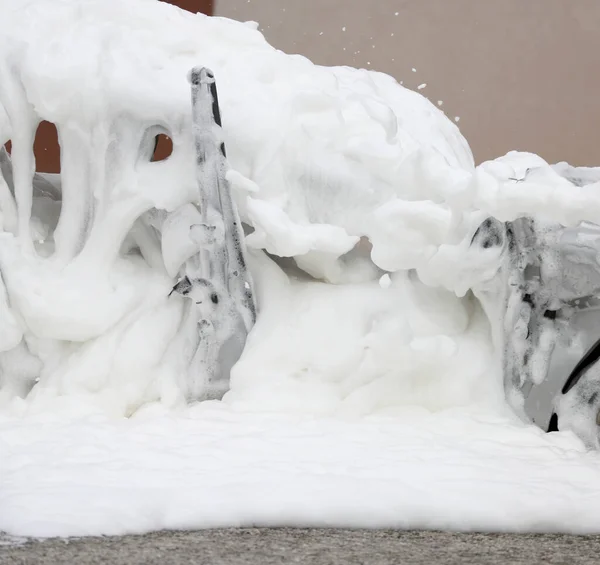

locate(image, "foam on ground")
(1, 0), (600, 538)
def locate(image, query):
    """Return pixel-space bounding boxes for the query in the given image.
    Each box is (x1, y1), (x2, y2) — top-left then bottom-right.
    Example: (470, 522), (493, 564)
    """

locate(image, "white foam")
(1, 0), (600, 538)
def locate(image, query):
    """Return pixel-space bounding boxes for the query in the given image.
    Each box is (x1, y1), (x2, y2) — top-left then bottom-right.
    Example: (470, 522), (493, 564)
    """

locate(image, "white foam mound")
(2, 0), (600, 538)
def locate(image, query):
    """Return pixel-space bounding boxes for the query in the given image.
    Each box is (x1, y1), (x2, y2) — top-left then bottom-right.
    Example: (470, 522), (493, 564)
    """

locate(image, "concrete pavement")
(2, 528), (599, 564)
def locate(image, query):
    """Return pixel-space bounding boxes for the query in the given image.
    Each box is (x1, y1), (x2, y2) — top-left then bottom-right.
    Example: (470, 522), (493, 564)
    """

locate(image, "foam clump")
(0, 0), (598, 420)
(0, 0), (471, 414)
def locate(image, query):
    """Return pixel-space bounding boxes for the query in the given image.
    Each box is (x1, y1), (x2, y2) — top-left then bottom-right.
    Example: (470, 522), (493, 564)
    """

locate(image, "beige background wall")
(216, 0), (600, 166)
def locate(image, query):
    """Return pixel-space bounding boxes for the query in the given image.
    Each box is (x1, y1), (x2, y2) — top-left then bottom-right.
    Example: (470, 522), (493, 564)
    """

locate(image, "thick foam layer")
(0, 0), (478, 408)
(1, 0), (600, 538)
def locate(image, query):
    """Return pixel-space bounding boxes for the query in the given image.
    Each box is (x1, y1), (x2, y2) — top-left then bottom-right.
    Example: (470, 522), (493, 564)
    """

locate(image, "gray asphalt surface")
(2, 528), (599, 565)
